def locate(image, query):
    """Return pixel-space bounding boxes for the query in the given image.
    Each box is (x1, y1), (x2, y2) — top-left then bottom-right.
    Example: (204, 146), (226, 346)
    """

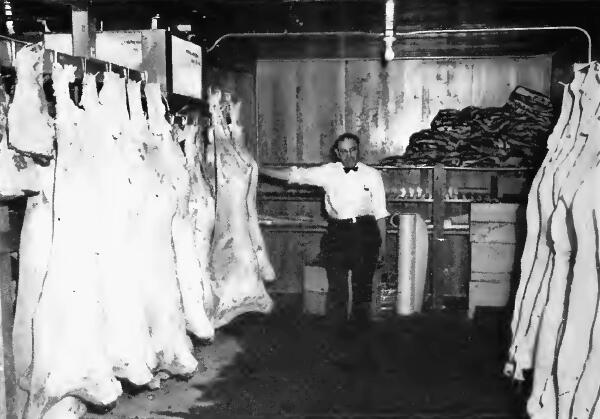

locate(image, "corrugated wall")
(257, 56), (552, 164)
(257, 61), (346, 163)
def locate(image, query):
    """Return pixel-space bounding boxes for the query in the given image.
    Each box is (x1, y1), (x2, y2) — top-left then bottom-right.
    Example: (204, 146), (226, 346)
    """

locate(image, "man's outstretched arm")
(259, 167), (292, 182)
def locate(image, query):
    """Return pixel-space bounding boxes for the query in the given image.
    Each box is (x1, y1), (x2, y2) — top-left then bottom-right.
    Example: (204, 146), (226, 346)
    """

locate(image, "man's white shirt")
(288, 162), (390, 220)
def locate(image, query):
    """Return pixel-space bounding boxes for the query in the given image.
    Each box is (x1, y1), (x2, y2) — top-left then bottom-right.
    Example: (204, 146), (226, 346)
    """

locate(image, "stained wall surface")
(257, 56), (552, 164)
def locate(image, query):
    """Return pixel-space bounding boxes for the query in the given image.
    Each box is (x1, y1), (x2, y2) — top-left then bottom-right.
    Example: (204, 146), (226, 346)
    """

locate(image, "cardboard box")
(303, 291), (328, 316)
(303, 265), (329, 293)
(303, 265), (329, 315)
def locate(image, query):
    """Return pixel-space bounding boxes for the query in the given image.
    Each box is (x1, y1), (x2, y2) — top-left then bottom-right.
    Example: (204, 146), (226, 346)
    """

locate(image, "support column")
(0, 203), (16, 419)
(431, 163), (448, 310)
(71, 1), (96, 57)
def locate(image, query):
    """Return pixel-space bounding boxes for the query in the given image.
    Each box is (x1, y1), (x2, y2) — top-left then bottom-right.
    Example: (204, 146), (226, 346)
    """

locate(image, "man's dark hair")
(330, 132), (360, 161)
(334, 133), (360, 149)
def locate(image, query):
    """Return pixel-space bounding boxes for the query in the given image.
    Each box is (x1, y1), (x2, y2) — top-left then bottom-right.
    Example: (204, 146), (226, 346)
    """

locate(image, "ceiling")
(11, 0), (600, 64)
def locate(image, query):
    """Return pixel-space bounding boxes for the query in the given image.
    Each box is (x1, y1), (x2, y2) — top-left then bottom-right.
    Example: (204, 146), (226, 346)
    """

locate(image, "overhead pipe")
(396, 26), (592, 63)
(0, 34), (30, 45)
(206, 26), (592, 62)
(206, 31), (383, 53)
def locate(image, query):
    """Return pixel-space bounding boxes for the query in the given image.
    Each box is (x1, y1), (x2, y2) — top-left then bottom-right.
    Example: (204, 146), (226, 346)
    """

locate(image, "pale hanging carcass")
(24, 64), (122, 419)
(506, 64), (587, 381)
(206, 87), (275, 328)
(2, 45), (56, 416)
(527, 62), (600, 419)
(7, 44), (54, 158)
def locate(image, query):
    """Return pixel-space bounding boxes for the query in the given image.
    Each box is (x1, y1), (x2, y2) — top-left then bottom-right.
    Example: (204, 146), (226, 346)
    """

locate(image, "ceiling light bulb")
(383, 36), (395, 61)
(384, 45), (394, 61)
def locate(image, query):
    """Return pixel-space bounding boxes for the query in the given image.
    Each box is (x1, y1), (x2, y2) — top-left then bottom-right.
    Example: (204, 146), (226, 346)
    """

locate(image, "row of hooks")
(0, 35), (146, 82)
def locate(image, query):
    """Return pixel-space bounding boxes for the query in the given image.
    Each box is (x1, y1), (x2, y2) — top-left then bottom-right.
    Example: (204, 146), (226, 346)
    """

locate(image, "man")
(260, 133), (389, 325)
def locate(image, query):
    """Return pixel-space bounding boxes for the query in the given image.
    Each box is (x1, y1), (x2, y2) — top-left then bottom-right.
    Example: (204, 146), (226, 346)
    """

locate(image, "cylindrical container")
(393, 213), (429, 315)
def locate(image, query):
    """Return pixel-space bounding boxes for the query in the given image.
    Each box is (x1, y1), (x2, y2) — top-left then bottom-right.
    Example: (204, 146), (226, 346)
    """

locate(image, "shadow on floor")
(91, 297), (529, 419)
(187, 299), (526, 418)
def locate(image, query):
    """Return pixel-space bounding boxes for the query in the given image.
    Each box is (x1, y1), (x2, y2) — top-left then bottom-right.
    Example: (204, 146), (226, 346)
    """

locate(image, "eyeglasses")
(338, 146), (358, 155)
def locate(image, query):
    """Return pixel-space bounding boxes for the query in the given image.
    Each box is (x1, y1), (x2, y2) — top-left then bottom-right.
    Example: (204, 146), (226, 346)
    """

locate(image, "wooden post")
(431, 163), (447, 309)
(71, 1), (96, 58)
(490, 175), (499, 201)
(0, 203), (16, 419)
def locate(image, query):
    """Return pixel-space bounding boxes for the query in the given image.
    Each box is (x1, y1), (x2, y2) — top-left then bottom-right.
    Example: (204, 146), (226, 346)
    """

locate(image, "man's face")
(335, 138), (359, 168)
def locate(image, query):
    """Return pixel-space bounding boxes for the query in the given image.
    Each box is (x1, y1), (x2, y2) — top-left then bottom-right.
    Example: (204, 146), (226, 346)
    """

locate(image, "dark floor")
(90, 296), (529, 419)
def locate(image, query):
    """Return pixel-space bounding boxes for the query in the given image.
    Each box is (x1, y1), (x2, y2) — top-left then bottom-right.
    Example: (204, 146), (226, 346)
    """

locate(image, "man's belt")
(328, 214), (375, 226)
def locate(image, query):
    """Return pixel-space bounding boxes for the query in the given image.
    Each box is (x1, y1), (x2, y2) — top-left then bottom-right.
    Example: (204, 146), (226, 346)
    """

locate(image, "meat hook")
(8, 40), (14, 63)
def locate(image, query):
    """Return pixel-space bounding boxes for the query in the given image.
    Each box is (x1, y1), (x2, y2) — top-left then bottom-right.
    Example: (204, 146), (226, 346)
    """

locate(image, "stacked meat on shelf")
(0, 44), (275, 419)
(379, 85), (554, 168)
(506, 62), (600, 419)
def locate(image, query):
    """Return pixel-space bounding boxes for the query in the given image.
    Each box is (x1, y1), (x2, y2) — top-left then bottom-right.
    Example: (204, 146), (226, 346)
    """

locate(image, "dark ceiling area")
(9, 0), (600, 64)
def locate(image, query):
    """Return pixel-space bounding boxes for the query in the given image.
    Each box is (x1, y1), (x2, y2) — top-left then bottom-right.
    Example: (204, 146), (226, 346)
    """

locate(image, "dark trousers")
(322, 216), (381, 320)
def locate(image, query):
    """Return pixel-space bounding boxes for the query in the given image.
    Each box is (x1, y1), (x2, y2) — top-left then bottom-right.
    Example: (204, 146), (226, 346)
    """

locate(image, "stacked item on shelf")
(387, 185), (431, 200)
(379, 86), (553, 168)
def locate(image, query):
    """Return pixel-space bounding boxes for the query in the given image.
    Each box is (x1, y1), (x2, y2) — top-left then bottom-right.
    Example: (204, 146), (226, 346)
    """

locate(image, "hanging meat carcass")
(564, 162), (600, 418)
(6, 46), (57, 415)
(206, 87), (275, 328)
(521, 67), (591, 414)
(140, 82), (198, 375)
(230, 102), (276, 285)
(7, 44), (54, 157)
(24, 64), (122, 419)
(506, 64), (588, 381)
(172, 119), (216, 340)
(165, 109), (214, 341)
(0, 45), (54, 195)
(93, 71), (159, 386)
(527, 62), (600, 419)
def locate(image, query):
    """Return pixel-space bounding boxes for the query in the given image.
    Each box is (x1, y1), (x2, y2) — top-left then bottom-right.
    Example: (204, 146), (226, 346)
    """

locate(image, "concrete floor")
(86, 297), (527, 419)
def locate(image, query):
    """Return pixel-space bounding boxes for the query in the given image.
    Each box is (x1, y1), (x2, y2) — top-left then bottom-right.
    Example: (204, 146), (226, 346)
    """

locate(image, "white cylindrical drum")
(393, 213), (429, 315)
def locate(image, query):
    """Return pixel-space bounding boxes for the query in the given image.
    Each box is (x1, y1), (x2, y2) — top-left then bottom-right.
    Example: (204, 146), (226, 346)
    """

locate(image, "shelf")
(443, 199), (472, 203)
(374, 165), (434, 170)
(259, 217), (469, 235)
(444, 166), (535, 172)
(387, 198), (433, 203)
(261, 163), (535, 171)
(260, 195), (476, 204)
(258, 193), (322, 201)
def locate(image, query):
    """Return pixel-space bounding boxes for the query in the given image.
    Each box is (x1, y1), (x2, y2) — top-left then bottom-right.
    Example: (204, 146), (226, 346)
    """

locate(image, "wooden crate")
(469, 203), (521, 318)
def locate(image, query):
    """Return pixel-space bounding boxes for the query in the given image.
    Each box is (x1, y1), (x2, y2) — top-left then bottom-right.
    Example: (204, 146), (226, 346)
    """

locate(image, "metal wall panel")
(295, 61), (346, 162)
(257, 61), (299, 163)
(257, 60), (346, 163)
(257, 56), (551, 164)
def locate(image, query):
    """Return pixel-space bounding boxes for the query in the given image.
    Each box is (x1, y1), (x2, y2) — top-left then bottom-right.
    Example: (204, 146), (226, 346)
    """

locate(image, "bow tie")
(343, 166), (358, 173)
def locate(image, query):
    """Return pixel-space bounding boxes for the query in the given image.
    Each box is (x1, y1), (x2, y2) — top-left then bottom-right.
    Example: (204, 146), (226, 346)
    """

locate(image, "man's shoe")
(336, 321), (358, 340)
(350, 303), (373, 329)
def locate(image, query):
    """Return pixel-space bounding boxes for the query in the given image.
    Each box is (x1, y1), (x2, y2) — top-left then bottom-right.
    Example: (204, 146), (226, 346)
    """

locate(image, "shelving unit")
(258, 162), (535, 311)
